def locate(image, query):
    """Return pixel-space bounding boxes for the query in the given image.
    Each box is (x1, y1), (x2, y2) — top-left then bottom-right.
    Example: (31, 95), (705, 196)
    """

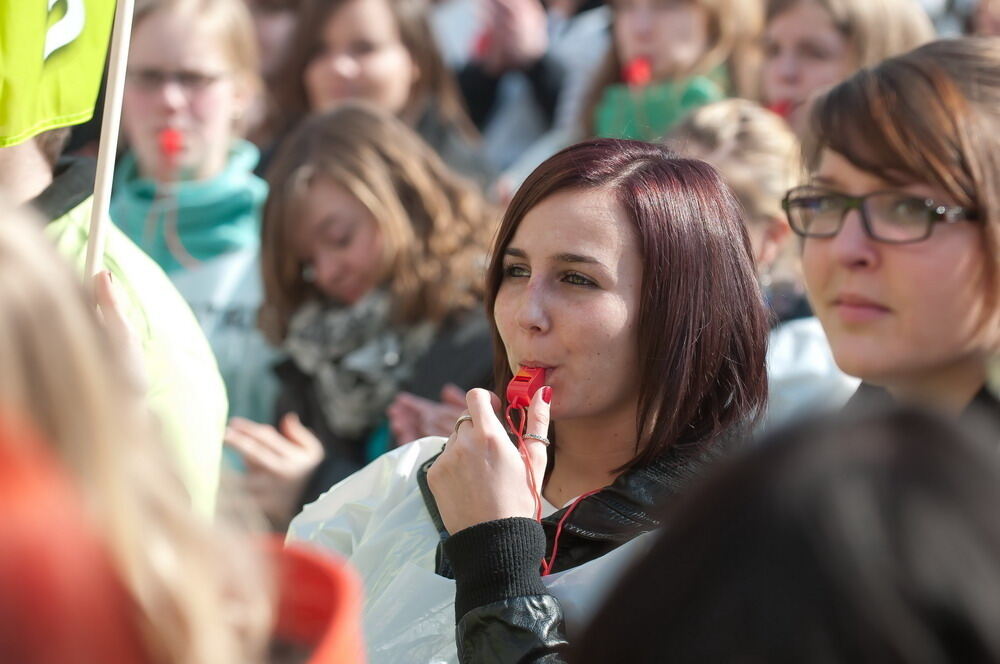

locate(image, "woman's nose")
(326, 52), (358, 79)
(312, 251), (344, 286)
(774, 52), (800, 82)
(830, 209), (878, 270)
(515, 281), (550, 334)
(156, 80), (188, 111)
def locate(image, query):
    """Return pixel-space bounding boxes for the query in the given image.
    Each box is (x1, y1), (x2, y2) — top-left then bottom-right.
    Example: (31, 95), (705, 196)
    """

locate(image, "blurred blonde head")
(0, 200), (272, 664)
(668, 99), (802, 285)
(765, 0), (935, 69)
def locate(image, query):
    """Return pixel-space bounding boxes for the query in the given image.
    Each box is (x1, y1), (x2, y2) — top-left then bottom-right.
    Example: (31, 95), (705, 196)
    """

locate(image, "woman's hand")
(427, 386), (551, 534)
(387, 384), (467, 445)
(93, 271), (147, 394)
(224, 414), (325, 528)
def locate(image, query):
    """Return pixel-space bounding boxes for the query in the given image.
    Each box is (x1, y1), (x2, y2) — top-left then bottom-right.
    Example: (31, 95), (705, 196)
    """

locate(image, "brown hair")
(808, 38), (1000, 331)
(485, 139), (770, 469)
(266, 0), (476, 142)
(765, 0), (935, 70)
(260, 102), (495, 344)
(580, 0), (764, 136)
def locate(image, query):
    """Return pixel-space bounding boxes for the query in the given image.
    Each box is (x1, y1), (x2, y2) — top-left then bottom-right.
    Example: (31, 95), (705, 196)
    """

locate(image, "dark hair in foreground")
(484, 138), (769, 470)
(573, 406), (1000, 663)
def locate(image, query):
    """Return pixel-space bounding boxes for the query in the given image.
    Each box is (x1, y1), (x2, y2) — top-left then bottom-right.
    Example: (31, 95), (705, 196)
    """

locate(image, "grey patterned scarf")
(284, 290), (435, 439)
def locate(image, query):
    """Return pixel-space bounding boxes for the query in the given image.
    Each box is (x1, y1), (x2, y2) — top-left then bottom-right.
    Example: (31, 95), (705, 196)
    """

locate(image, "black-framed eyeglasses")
(782, 185), (977, 244)
(126, 68), (227, 93)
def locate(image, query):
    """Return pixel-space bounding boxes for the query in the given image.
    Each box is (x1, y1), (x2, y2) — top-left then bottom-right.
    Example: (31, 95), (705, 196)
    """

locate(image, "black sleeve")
(444, 518), (570, 663)
(523, 52), (567, 126)
(273, 359), (365, 514)
(458, 62), (503, 130)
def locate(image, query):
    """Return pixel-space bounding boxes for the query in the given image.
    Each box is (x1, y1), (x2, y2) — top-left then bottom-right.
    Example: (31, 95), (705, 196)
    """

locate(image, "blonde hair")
(669, 99), (802, 222)
(260, 102), (496, 343)
(765, 0), (935, 69)
(0, 202), (273, 663)
(581, 0), (765, 135)
(133, 0), (262, 132)
(668, 99), (803, 286)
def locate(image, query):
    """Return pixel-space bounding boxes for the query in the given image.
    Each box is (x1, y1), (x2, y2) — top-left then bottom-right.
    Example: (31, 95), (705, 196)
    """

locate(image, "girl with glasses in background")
(784, 37), (1000, 421)
(113, 0), (279, 425)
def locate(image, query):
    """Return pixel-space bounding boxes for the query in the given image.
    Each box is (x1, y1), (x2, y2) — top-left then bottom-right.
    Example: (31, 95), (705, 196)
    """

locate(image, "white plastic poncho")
(288, 436), (654, 664)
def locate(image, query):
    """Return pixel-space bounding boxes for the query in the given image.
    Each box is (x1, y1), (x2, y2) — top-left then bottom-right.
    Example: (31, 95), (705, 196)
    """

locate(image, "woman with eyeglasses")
(112, 0), (279, 424)
(783, 37), (1000, 420)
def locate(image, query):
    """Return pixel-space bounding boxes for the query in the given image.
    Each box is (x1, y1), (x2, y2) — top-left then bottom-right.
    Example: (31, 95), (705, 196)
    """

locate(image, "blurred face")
(294, 178), (385, 305)
(494, 188), (643, 424)
(248, 1), (298, 76)
(614, 0), (710, 81)
(123, 9), (249, 181)
(304, 0), (418, 116)
(802, 150), (990, 398)
(762, 2), (854, 131)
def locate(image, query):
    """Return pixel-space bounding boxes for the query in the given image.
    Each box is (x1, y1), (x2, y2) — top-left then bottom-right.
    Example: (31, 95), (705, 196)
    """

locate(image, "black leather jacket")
(417, 433), (740, 663)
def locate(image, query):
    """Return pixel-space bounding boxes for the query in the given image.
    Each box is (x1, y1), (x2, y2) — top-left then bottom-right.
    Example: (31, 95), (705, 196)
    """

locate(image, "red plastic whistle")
(506, 367), (547, 409)
(622, 57), (652, 87)
(158, 128), (183, 158)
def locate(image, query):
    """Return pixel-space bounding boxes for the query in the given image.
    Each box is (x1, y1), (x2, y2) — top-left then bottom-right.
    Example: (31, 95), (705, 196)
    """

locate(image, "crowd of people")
(2, 0), (1000, 661)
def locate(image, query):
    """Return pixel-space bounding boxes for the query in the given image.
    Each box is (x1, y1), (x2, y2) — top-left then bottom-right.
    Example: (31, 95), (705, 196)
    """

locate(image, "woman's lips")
(832, 295), (891, 324)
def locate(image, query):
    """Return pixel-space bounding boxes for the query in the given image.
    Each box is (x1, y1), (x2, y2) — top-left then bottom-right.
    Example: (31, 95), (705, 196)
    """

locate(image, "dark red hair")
(485, 138), (769, 469)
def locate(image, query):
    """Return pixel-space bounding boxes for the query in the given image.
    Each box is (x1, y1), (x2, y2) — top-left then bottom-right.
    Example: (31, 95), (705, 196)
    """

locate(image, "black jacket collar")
(29, 157), (96, 223)
(418, 426), (743, 576)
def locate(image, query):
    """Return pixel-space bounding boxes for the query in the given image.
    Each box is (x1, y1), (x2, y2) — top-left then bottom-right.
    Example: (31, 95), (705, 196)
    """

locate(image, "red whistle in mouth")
(506, 367), (547, 409)
(158, 128), (183, 158)
(622, 57), (652, 87)
(766, 99), (794, 120)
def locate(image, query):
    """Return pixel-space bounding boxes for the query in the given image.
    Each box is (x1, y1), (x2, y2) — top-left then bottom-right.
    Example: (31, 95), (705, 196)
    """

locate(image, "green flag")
(0, 0), (116, 147)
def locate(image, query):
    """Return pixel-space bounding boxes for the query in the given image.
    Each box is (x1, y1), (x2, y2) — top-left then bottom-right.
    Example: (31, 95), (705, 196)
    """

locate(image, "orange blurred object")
(270, 540), (367, 664)
(0, 416), (149, 664)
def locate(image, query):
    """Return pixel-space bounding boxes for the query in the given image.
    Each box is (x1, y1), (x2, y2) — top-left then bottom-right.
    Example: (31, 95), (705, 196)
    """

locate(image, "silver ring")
(523, 433), (550, 446)
(453, 414), (474, 435)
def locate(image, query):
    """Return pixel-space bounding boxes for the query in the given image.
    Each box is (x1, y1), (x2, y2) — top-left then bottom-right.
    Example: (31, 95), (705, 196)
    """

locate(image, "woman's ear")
(231, 72), (263, 132)
(756, 214), (792, 270)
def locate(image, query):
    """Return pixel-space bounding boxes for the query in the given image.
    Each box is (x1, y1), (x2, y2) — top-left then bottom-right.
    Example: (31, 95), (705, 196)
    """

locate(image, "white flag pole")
(84, 0), (135, 277)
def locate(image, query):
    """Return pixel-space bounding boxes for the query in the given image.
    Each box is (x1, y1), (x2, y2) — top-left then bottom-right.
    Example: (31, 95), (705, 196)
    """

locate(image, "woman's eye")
(802, 43), (834, 60)
(350, 40), (378, 56)
(563, 272), (596, 287)
(503, 264), (530, 278)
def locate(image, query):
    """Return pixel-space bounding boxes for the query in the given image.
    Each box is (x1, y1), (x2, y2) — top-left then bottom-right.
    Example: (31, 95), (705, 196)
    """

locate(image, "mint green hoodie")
(110, 140), (266, 274)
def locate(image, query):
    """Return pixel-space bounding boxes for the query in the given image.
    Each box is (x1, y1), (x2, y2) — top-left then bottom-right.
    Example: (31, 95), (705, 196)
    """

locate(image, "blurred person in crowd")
(0, 202), (274, 663)
(113, 0), (280, 423)
(668, 99), (858, 427)
(265, 0), (493, 187)
(0, 201), (367, 664)
(573, 405), (1000, 663)
(245, 0), (304, 146)
(248, 0), (304, 77)
(761, 0), (935, 134)
(788, 38), (1000, 422)
(0, 128), (226, 516)
(454, 0), (610, 192)
(580, 0), (763, 142)
(289, 138), (770, 663)
(225, 103), (495, 529)
(971, 0), (1000, 34)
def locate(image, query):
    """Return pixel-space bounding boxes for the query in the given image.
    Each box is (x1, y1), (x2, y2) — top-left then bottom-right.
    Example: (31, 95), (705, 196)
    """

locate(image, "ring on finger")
(523, 433), (550, 446)
(453, 414), (474, 435)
